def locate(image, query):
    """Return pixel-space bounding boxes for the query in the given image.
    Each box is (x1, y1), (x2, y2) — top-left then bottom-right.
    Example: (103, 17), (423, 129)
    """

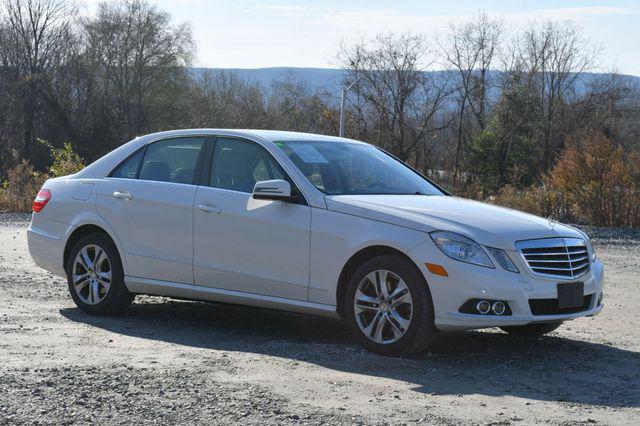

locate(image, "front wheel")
(66, 233), (134, 315)
(345, 254), (437, 356)
(500, 321), (563, 336)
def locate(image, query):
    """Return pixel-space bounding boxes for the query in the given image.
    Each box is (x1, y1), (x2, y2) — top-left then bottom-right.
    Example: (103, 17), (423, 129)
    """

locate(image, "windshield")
(275, 140), (444, 196)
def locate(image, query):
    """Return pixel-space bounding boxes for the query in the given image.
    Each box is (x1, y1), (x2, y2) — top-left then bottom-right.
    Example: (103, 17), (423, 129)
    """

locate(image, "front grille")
(516, 238), (590, 279)
(529, 294), (593, 315)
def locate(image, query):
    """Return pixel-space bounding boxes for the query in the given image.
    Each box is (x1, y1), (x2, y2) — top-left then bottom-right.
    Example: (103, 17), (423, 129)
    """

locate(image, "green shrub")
(39, 140), (86, 178)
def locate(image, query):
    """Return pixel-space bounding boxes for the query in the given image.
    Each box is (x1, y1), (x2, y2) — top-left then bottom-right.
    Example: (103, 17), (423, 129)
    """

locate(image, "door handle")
(198, 203), (222, 214)
(113, 191), (132, 200)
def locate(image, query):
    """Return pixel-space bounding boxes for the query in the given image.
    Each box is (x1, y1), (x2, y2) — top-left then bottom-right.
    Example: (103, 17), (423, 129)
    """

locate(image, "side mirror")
(252, 179), (295, 202)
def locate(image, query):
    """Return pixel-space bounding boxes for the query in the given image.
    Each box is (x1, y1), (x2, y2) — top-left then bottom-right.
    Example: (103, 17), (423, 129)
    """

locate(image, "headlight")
(485, 247), (519, 273)
(586, 236), (596, 261)
(430, 231), (494, 268)
(575, 228), (597, 262)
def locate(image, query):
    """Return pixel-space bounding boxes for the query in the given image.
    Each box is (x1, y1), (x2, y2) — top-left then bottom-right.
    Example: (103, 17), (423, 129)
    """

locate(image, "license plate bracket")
(557, 282), (584, 309)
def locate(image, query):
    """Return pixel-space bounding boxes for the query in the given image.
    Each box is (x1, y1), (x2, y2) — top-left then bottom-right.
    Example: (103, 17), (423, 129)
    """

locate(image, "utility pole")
(339, 78), (361, 138)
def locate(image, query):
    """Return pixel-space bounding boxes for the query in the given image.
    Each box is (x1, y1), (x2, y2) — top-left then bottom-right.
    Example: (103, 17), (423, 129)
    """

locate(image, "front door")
(193, 137), (311, 301)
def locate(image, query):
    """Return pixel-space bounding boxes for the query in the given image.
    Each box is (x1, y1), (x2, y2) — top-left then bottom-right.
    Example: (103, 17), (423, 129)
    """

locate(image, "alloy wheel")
(72, 244), (112, 305)
(353, 269), (413, 344)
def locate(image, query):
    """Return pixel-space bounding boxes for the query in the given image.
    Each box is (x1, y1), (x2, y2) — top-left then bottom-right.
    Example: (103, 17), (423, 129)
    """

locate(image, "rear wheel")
(345, 254), (437, 356)
(66, 233), (134, 315)
(500, 321), (563, 336)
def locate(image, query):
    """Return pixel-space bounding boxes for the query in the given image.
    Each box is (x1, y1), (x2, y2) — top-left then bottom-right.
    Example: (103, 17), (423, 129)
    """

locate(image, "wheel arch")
(335, 245), (429, 318)
(63, 223), (123, 273)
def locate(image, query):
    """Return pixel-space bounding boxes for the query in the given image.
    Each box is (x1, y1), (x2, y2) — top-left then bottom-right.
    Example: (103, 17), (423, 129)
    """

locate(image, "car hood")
(325, 195), (584, 250)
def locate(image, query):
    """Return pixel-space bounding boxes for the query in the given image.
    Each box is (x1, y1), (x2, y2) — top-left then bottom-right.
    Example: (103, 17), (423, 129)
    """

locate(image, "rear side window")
(111, 149), (144, 179)
(210, 138), (285, 193)
(138, 138), (205, 184)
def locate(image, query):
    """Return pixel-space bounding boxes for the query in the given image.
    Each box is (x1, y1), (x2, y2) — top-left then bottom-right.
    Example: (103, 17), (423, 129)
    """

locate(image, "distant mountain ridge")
(191, 67), (346, 92)
(192, 67), (640, 97)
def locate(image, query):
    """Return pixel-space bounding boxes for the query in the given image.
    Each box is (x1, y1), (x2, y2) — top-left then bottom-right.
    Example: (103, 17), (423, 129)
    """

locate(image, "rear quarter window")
(110, 149), (144, 179)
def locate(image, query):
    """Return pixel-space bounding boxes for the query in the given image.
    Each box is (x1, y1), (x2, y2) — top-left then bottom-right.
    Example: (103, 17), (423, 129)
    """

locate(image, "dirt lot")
(1, 214), (638, 425)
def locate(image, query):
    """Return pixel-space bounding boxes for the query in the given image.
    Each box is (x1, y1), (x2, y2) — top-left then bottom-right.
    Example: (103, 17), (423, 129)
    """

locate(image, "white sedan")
(27, 129), (604, 356)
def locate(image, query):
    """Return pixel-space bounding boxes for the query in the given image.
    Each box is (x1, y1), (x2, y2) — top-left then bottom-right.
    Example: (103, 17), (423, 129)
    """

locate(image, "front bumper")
(407, 239), (605, 332)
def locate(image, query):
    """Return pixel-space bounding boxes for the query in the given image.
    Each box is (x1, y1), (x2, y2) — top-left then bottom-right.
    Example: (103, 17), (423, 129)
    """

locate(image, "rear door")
(96, 137), (208, 284)
(192, 137), (311, 300)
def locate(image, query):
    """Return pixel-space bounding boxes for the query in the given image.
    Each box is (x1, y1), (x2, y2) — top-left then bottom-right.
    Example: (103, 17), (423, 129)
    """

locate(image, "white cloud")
(260, 5), (321, 15)
(259, 4), (640, 29)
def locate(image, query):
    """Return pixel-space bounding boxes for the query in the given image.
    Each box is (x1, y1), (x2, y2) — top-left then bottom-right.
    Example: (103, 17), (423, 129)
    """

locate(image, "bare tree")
(0, 64), (22, 177)
(339, 33), (450, 165)
(438, 12), (503, 179)
(82, 0), (194, 138)
(1, 0), (76, 165)
(514, 20), (598, 169)
(269, 75), (338, 134)
(188, 70), (270, 129)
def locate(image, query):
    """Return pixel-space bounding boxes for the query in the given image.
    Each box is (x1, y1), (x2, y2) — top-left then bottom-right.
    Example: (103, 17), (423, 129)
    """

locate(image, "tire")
(500, 321), (563, 336)
(344, 254), (437, 356)
(66, 232), (134, 315)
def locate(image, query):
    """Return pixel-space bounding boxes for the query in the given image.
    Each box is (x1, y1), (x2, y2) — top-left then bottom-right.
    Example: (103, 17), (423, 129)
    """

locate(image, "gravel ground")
(1, 214), (638, 425)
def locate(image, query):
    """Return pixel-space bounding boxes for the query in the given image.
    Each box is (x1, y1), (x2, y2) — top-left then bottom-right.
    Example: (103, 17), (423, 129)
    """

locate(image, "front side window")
(138, 138), (206, 184)
(274, 140), (444, 196)
(210, 138), (285, 193)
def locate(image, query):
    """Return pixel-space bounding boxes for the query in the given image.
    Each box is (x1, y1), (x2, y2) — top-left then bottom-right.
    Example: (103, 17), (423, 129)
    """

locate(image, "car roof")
(137, 129), (367, 145)
(72, 129), (368, 182)
(242, 129), (363, 143)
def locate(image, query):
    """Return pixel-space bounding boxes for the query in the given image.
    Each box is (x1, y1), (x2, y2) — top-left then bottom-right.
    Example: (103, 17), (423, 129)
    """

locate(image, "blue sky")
(83, 1), (640, 75)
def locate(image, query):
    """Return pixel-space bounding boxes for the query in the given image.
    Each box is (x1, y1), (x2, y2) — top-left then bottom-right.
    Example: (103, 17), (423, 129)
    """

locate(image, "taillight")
(32, 189), (51, 213)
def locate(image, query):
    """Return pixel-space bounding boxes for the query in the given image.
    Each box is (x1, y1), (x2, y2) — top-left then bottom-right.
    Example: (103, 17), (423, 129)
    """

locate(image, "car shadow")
(60, 299), (640, 408)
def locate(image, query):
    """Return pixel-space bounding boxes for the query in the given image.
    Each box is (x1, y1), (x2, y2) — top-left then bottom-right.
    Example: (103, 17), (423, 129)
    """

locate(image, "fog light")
(598, 292), (604, 305)
(476, 300), (491, 315)
(492, 301), (506, 315)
